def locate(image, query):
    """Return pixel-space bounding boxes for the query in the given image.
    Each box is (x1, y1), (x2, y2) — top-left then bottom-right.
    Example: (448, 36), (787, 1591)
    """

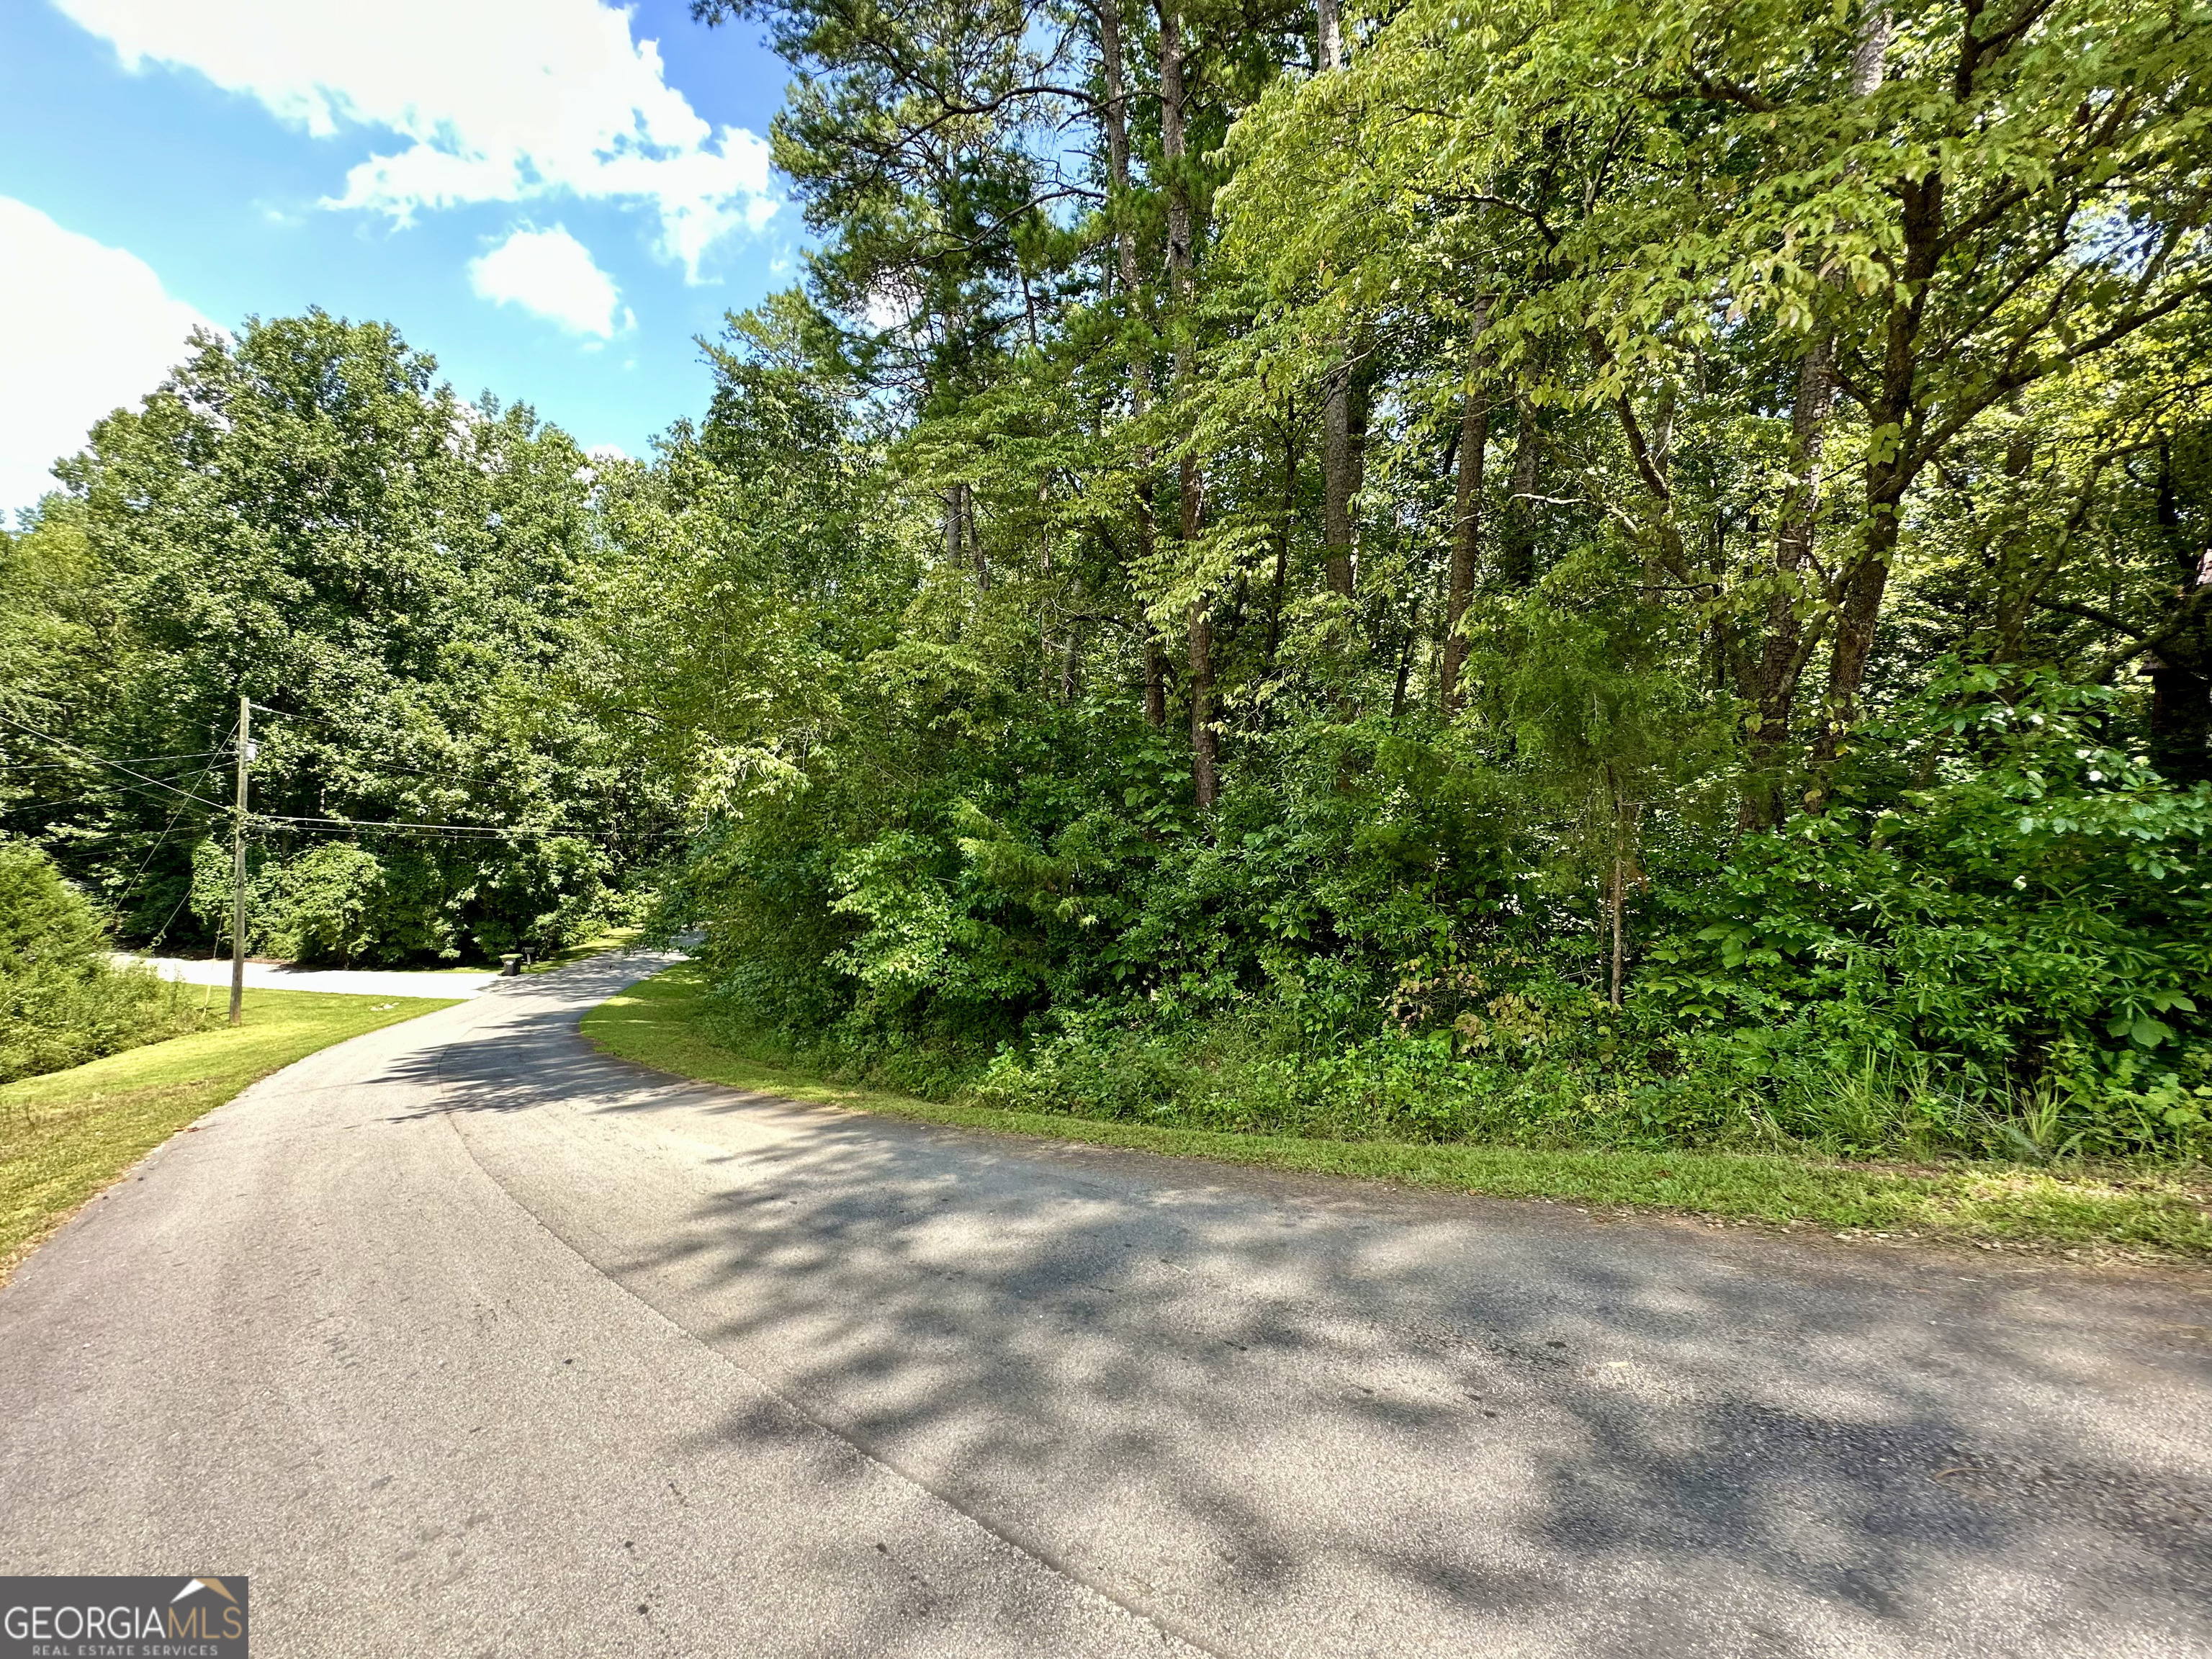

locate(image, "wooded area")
(4, 0), (2209, 1157)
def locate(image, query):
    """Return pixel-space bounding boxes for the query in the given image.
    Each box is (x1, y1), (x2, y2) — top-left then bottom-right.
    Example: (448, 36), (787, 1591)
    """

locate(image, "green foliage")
(587, 965), (2212, 1258)
(1640, 668), (2212, 1153)
(6, 311), (673, 962)
(12, 0), (2212, 1175)
(0, 842), (199, 1084)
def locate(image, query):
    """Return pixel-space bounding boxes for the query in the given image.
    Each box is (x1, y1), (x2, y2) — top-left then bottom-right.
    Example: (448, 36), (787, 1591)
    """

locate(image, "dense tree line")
(5, 0), (2210, 1154)
(1, 315), (676, 966)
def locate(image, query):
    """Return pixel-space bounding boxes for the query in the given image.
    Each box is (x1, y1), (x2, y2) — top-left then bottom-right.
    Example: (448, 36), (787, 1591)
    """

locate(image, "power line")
(116, 720), (235, 909)
(4, 706), (685, 855)
(0, 750), (220, 770)
(0, 773), (225, 816)
(0, 711), (229, 811)
(255, 817), (691, 851)
(258, 814), (688, 845)
(255, 812), (574, 836)
(244, 703), (581, 795)
(0, 749), (235, 805)
(15, 822), (212, 848)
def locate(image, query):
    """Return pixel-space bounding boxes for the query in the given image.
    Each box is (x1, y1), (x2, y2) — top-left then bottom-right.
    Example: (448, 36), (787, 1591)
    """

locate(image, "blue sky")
(0, 1), (804, 518)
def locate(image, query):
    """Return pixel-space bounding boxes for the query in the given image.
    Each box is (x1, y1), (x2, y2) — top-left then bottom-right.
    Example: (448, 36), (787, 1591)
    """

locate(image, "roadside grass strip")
(0, 988), (459, 1277)
(523, 925), (644, 975)
(583, 965), (2212, 1260)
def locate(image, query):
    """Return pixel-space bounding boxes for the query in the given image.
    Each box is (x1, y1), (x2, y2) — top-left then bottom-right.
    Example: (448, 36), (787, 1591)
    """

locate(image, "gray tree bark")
(1440, 300), (1493, 714)
(1159, 0), (1215, 806)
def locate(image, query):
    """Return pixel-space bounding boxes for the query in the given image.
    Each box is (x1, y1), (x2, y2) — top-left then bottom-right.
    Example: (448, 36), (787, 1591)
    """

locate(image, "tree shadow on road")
(390, 981), (2212, 1659)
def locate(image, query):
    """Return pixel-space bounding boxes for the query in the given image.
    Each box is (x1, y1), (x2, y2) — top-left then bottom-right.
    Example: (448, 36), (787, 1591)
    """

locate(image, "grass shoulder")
(582, 964), (2212, 1262)
(523, 925), (644, 975)
(377, 925), (644, 976)
(1, 987), (460, 1278)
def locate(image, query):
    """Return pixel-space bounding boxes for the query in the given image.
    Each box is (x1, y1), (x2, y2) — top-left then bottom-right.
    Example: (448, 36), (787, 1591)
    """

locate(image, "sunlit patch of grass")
(0, 989), (459, 1279)
(522, 925), (644, 974)
(583, 965), (2212, 1260)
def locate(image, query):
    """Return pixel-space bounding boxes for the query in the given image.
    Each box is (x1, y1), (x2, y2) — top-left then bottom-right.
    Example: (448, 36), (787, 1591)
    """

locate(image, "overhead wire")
(138, 720), (243, 954)
(4, 706), (684, 878)
(116, 716), (237, 922)
(0, 775), (223, 817)
(245, 702), (601, 796)
(0, 750), (236, 809)
(0, 750), (220, 770)
(256, 816), (689, 848)
(0, 711), (230, 810)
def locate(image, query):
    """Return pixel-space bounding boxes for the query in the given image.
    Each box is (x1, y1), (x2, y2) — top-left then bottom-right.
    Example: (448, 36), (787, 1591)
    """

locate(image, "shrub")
(188, 835), (614, 967)
(0, 841), (200, 1082)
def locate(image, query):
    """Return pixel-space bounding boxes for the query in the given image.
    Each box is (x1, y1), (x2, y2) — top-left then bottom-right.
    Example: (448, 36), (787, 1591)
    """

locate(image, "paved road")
(126, 953), (501, 997)
(4, 955), (2208, 1657)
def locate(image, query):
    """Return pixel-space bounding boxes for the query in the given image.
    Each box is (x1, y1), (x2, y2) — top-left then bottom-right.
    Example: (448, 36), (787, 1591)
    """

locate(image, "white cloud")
(54, 0), (779, 277)
(469, 225), (625, 338)
(0, 197), (210, 520)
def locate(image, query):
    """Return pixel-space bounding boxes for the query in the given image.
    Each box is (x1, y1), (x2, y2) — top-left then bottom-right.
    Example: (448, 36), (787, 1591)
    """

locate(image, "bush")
(1638, 672), (2212, 1157)
(0, 841), (200, 1082)
(670, 667), (2212, 1167)
(188, 835), (616, 967)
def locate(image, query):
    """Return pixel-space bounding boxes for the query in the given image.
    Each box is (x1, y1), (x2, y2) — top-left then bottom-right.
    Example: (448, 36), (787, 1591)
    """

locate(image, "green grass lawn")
(0, 988), (459, 1277)
(523, 925), (643, 974)
(583, 964), (2212, 1261)
(395, 925), (645, 976)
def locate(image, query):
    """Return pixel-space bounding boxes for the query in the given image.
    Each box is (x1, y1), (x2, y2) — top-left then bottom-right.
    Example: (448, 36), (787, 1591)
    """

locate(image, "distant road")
(4, 955), (2208, 1657)
(124, 952), (500, 999)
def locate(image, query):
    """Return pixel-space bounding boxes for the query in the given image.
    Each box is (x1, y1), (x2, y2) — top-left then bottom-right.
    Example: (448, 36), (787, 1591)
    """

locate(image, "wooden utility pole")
(230, 695), (250, 1027)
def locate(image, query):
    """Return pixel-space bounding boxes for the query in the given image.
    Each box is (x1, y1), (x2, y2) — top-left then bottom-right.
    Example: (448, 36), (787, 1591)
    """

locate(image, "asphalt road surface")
(4, 955), (2208, 1658)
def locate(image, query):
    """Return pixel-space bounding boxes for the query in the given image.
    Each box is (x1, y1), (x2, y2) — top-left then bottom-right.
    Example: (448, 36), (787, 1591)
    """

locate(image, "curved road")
(3, 955), (2208, 1657)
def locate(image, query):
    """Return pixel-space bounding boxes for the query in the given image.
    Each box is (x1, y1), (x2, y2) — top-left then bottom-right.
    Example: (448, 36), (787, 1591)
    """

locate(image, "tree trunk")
(2149, 650), (2212, 786)
(1607, 798), (1642, 1008)
(1313, 0), (1356, 619)
(1810, 185), (1931, 778)
(2145, 444), (2212, 784)
(1189, 598), (1218, 804)
(1850, 3), (1894, 99)
(1985, 422), (2041, 663)
(1806, 5), (1915, 782)
(1498, 402), (1540, 588)
(1267, 398), (1296, 669)
(1184, 449), (1217, 804)
(1608, 854), (1626, 1008)
(1737, 339), (1835, 828)
(1745, 7), (1889, 822)
(943, 482), (986, 590)
(1316, 0), (1342, 71)
(1143, 631), (1168, 727)
(1100, 0), (1161, 729)
(1137, 477), (1166, 727)
(1159, 2), (1194, 307)
(1099, 0), (1146, 331)
(1322, 361), (1357, 601)
(1390, 593), (1420, 721)
(1440, 300), (1493, 714)
(1160, 0), (1216, 806)
(966, 485), (987, 593)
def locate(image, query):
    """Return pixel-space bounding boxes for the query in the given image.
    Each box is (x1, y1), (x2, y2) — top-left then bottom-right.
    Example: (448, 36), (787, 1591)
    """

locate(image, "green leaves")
(6, 311), (659, 961)
(2108, 990), (2198, 1048)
